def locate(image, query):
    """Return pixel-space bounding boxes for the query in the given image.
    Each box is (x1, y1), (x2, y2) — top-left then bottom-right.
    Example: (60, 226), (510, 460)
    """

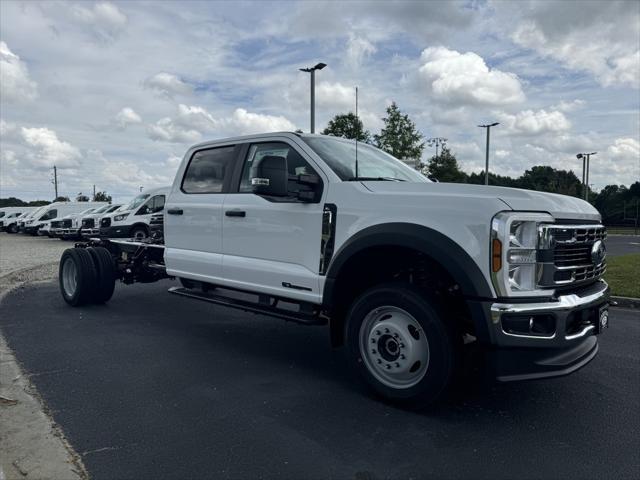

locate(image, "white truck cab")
(58, 132), (611, 406)
(100, 187), (168, 240)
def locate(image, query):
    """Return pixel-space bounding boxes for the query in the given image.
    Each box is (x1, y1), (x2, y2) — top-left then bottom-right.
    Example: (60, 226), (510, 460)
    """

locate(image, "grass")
(607, 227), (639, 236)
(605, 253), (640, 298)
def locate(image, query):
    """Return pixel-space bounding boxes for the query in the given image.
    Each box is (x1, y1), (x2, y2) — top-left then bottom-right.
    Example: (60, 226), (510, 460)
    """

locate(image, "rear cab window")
(182, 145), (237, 194)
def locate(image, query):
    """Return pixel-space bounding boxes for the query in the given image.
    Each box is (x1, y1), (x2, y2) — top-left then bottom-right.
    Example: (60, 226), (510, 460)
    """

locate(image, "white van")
(100, 187), (169, 240)
(0, 207), (36, 232)
(24, 202), (107, 236)
(17, 206), (48, 232)
(80, 204), (123, 238)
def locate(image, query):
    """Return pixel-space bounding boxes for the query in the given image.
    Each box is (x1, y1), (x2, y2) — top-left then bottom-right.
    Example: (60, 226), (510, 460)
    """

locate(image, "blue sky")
(1, 0), (639, 202)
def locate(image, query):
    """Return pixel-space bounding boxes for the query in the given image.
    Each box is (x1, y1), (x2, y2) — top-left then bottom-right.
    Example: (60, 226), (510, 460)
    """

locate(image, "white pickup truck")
(58, 132), (610, 405)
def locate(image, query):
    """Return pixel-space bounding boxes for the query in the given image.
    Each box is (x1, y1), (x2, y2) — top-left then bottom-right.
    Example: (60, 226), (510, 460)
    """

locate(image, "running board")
(167, 286), (326, 325)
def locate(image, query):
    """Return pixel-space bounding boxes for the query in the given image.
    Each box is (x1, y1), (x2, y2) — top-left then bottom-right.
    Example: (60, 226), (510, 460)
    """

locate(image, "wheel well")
(326, 246), (474, 347)
(129, 223), (149, 234)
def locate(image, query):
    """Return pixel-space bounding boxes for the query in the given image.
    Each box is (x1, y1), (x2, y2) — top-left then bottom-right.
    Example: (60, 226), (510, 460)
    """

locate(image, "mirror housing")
(250, 155), (288, 197)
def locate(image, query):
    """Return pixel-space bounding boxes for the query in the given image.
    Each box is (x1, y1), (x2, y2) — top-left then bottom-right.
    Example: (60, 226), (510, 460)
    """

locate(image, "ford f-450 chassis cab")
(58, 132), (610, 405)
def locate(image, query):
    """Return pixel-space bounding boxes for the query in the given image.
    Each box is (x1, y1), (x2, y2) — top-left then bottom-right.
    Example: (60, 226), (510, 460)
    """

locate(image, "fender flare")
(323, 223), (494, 342)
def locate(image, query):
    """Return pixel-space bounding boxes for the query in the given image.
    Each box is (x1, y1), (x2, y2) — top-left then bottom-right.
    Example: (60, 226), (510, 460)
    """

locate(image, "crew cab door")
(164, 144), (239, 282)
(222, 139), (326, 303)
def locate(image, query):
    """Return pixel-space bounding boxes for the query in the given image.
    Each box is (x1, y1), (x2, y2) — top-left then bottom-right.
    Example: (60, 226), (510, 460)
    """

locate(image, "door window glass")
(182, 146), (236, 193)
(239, 142), (315, 193)
(40, 209), (57, 220)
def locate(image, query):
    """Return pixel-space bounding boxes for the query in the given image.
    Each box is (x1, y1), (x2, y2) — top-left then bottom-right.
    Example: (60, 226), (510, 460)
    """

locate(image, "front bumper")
(100, 225), (130, 238)
(81, 228), (101, 237)
(478, 280), (610, 381)
(61, 228), (81, 237)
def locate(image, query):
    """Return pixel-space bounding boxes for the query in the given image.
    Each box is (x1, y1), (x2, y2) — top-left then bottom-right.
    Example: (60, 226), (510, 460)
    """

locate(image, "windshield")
(0, 212), (5, 218)
(28, 207), (46, 218)
(92, 205), (111, 214)
(79, 208), (95, 215)
(124, 194), (149, 211)
(302, 136), (429, 182)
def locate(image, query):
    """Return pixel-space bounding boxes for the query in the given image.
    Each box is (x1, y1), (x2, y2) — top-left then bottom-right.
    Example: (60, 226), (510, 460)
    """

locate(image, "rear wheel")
(7, 224), (17, 234)
(87, 247), (117, 303)
(59, 248), (98, 306)
(346, 283), (457, 406)
(131, 226), (148, 240)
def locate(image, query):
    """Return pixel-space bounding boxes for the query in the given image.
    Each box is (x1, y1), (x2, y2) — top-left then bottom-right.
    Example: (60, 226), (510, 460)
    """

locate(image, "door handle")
(167, 208), (183, 215)
(225, 210), (246, 218)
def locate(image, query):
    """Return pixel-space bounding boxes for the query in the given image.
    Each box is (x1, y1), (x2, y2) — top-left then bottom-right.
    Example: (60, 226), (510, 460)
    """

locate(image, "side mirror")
(250, 155), (288, 197)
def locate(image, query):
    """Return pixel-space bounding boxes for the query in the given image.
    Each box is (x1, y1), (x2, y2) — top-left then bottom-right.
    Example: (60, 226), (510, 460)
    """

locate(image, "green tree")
(322, 112), (371, 142)
(93, 191), (112, 202)
(76, 193), (90, 202)
(54, 196), (70, 202)
(425, 147), (468, 183)
(518, 166), (582, 197)
(374, 102), (424, 163)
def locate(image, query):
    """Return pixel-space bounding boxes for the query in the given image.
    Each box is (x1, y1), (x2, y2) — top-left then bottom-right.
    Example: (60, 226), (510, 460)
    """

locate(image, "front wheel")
(130, 226), (148, 240)
(346, 283), (458, 406)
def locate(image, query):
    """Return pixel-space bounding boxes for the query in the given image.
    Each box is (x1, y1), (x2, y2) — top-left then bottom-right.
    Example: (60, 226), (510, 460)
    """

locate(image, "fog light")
(502, 314), (556, 337)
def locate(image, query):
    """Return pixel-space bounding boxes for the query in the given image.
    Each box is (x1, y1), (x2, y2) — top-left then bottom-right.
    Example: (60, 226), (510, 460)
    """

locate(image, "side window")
(151, 195), (165, 213)
(41, 209), (57, 220)
(239, 142), (316, 193)
(182, 146), (236, 194)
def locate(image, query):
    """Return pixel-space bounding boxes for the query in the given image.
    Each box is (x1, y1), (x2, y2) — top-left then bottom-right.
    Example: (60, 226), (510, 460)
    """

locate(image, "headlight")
(113, 213), (129, 222)
(491, 211), (554, 297)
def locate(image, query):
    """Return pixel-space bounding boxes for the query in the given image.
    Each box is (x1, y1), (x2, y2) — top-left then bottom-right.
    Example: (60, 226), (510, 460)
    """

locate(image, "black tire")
(59, 248), (98, 306)
(7, 224), (17, 234)
(345, 282), (458, 407)
(130, 226), (148, 240)
(86, 247), (117, 303)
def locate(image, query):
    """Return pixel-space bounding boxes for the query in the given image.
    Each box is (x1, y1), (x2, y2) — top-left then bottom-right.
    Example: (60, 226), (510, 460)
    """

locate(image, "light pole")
(299, 62), (327, 133)
(576, 152), (597, 200)
(427, 137), (447, 160)
(478, 123), (499, 185)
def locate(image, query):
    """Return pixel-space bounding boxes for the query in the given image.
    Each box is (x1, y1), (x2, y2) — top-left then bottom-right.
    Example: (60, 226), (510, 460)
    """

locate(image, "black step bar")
(167, 287), (326, 326)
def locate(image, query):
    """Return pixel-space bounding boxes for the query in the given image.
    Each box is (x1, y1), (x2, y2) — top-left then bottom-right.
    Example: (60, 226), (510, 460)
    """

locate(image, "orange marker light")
(492, 238), (502, 272)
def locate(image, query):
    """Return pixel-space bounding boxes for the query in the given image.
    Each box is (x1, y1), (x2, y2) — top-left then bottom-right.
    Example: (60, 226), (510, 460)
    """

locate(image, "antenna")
(355, 86), (359, 179)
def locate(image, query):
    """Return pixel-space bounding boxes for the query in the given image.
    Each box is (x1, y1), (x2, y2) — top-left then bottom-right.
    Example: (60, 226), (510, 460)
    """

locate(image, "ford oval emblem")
(591, 240), (606, 265)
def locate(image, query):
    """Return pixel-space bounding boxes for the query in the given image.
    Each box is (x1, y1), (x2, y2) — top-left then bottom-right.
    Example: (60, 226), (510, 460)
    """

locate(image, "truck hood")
(362, 182), (601, 222)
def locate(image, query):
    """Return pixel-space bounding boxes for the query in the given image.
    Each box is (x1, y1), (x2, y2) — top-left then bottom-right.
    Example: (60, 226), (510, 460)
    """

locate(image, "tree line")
(0, 191), (112, 208)
(322, 102), (639, 225)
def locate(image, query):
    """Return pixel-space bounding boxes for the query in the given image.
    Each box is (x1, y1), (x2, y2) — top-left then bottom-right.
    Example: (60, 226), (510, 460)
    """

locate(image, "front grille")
(101, 217), (111, 228)
(538, 224), (607, 288)
(62, 219), (72, 228)
(82, 218), (95, 228)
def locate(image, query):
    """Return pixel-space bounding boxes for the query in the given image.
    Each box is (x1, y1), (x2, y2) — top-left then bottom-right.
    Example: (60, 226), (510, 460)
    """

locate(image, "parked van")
(24, 202), (107, 236)
(17, 206), (48, 232)
(49, 207), (102, 239)
(100, 187), (169, 240)
(80, 204), (123, 238)
(0, 207), (36, 231)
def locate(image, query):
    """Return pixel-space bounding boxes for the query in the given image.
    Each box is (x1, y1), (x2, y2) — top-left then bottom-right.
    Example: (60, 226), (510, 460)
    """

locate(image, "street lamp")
(478, 123), (499, 185)
(427, 137), (447, 160)
(576, 152), (597, 200)
(299, 62), (327, 133)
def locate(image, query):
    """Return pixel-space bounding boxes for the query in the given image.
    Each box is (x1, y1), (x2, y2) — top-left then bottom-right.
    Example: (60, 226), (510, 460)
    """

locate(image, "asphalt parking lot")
(606, 235), (640, 257)
(1, 280), (638, 480)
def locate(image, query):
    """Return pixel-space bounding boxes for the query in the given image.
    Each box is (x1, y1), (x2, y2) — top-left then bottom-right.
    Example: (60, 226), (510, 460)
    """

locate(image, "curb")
(611, 296), (640, 309)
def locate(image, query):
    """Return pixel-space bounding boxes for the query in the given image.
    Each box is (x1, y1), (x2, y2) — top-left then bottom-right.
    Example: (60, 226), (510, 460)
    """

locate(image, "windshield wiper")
(348, 176), (407, 182)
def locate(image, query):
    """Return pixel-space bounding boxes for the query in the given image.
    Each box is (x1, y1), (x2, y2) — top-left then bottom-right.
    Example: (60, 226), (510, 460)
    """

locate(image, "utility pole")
(52, 165), (58, 199)
(478, 123), (499, 185)
(299, 62), (327, 133)
(93, 184), (96, 200)
(576, 152), (597, 200)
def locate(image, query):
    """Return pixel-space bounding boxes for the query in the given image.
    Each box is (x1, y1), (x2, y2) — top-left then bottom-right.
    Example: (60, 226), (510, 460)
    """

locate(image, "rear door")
(221, 138), (327, 303)
(164, 143), (240, 282)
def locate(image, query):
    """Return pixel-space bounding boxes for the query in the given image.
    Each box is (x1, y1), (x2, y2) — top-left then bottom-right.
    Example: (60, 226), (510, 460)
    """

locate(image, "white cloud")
(144, 72), (192, 98)
(510, 1), (640, 88)
(147, 105), (296, 143)
(114, 107), (142, 129)
(496, 108), (571, 136)
(70, 1), (127, 42)
(0, 41), (38, 103)
(419, 47), (525, 106)
(552, 99), (586, 113)
(19, 127), (82, 168)
(346, 34), (377, 68)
